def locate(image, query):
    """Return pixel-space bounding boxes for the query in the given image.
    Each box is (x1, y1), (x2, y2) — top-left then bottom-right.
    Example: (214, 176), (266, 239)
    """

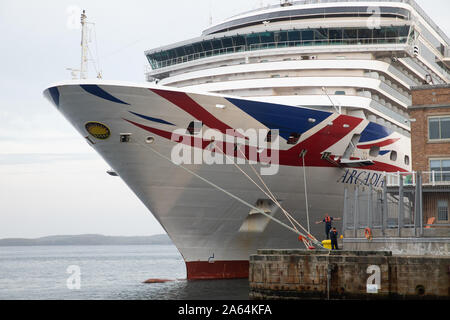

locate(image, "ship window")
(187, 121), (202, 135)
(193, 43), (203, 52)
(399, 25), (410, 37)
(266, 130), (279, 143)
(404, 155), (410, 166)
(234, 35), (245, 46)
(301, 30), (313, 41)
(260, 32), (274, 43)
(266, 131), (272, 143)
(288, 30), (300, 41)
(385, 27), (398, 39)
(314, 28), (328, 40)
(279, 31), (288, 42)
(344, 29), (357, 40)
(203, 7), (410, 36)
(329, 29), (343, 41)
(335, 91), (346, 95)
(222, 37), (232, 47)
(202, 40), (212, 51)
(214, 39), (224, 50)
(369, 146), (380, 157)
(175, 47), (185, 57)
(373, 28), (385, 39)
(120, 133), (131, 143)
(358, 29), (372, 39)
(287, 133), (301, 145)
(390, 151), (397, 162)
(184, 45), (194, 55)
(147, 26), (414, 70)
(246, 33), (260, 46)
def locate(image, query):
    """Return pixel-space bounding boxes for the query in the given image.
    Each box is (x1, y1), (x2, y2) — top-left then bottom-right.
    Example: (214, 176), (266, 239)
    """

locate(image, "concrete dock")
(249, 249), (450, 300)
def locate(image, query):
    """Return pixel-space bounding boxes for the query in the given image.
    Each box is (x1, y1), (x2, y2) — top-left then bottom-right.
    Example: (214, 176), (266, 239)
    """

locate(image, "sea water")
(0, 245), (249, 300)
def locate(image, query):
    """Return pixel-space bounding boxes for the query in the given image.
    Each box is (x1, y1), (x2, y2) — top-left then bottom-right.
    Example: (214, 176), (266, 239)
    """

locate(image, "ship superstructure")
(146, 0), (450, 139)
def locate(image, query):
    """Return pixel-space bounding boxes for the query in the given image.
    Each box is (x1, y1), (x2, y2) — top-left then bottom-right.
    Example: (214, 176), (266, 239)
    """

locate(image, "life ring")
(364, 228), (373, 241)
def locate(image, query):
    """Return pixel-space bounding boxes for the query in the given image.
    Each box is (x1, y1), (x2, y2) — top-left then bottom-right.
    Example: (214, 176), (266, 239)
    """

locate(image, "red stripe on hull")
(186, 260), (249, 280)
(357, 138), (401, 149)
(150, 88), (245, 139)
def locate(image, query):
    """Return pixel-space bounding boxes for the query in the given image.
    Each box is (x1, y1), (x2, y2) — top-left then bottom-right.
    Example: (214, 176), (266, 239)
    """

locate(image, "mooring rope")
(302, 152), (311, 234)
(210, 140), (320, 250)
(232, 143), (317, 241)
(212, 142), (301, 235)
(137, 139), (324, 249)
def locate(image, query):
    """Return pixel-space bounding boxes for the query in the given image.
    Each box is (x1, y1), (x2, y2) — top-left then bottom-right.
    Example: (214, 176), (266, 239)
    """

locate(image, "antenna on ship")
(68, 10), (103, 80)
(209, 0), (213, 25)
(80, 10), (88, 79)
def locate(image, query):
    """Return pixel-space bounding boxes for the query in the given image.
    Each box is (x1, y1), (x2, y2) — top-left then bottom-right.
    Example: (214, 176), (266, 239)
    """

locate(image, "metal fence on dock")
(343, 171), (450, 238)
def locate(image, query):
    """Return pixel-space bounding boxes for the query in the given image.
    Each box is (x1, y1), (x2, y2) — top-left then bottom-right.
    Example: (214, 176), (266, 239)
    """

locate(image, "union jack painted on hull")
(44, 80), (411, 279)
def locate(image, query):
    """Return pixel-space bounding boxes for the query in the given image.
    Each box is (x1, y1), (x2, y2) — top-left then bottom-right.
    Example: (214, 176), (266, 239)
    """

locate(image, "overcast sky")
(1, 0), (449, 239)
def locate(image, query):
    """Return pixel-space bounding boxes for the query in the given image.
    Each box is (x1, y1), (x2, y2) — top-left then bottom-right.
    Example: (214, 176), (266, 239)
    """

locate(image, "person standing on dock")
(315, 214), (341, 239)
(329, 227), (339, 250)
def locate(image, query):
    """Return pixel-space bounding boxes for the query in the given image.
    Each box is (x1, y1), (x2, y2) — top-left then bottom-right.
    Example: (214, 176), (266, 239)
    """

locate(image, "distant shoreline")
(0, 234), (173, 246)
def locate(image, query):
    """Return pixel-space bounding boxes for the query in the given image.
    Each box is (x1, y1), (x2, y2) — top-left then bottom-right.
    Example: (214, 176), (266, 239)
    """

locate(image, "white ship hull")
(44, 80), (410, 279)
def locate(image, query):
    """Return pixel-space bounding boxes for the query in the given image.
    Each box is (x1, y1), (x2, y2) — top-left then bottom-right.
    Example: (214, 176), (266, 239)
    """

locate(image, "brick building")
(409, 84), (450, 226)
(410, 84), (450, 176)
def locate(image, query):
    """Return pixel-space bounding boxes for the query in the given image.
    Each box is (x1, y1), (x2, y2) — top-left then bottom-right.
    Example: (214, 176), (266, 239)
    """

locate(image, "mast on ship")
(80, 10), (88, 80)
(67, 10), (102, 80)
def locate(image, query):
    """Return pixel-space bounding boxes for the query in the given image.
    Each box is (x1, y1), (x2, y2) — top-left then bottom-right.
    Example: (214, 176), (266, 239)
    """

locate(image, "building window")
(429, 116), (450, 140)
(437, 200), (449, 221)
(430, 159), (450, 181)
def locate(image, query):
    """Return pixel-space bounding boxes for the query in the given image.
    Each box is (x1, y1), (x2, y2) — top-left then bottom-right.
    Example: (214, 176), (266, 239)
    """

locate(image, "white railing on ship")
(268, 0), (449, 45)
(147, 36), (408, 70)
(386, 171), (450, 187)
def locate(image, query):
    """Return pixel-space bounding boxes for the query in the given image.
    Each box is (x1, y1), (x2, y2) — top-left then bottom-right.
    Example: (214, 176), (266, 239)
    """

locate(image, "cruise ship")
(45, 0), (449, 279)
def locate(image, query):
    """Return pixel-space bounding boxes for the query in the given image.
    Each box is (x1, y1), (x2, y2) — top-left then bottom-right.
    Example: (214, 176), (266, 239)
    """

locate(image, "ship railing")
(146, 36), (408, 71)
(240, 0), (448, 45)
(249, 36), (408, 51)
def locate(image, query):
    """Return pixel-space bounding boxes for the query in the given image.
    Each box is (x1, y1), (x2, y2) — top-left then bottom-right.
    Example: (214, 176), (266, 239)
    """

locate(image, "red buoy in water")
(143, 279), (173, 284)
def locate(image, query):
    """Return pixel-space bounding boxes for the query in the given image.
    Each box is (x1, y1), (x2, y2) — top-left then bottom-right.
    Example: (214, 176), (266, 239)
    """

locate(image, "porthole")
(390, 151), (397, 161)
(287, 133), (301, 145)
(369, 146), (380, 157)
(405, 155), (410, 166)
